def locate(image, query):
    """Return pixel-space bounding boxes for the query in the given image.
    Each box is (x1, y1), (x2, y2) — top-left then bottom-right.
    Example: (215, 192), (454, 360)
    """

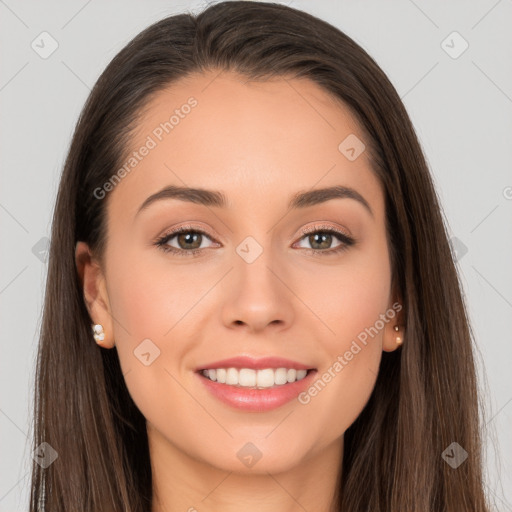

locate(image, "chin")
(201, 444), (306, 475)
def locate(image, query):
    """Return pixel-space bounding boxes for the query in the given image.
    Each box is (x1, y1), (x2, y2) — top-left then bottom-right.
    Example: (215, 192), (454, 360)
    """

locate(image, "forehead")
(108, 70), (383, 222)
(135, 70), (363, 155)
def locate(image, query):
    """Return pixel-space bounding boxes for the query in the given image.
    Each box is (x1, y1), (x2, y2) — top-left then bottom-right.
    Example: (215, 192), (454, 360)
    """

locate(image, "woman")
(30, 1), (491, 510)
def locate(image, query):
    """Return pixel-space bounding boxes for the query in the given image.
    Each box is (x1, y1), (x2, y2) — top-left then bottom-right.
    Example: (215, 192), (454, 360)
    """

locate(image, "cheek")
(105, 249), (209, 429)
(107, 245), (208, 341)
(293, 241), (391, 437)
(329, 267), (391, 349)
(302, 236), (392, 355)
(104, 246), (200, 393)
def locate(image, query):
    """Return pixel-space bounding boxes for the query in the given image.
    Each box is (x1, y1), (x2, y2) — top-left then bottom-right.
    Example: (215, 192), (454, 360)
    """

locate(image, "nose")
(220, 247), (295, 334)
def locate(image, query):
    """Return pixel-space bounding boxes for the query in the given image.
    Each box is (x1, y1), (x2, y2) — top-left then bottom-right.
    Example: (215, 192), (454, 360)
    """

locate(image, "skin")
(76, 70), (404, 512)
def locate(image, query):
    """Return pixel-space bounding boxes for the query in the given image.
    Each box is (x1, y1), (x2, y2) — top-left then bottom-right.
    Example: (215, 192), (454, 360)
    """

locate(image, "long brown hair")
(30, 1), (491, 510)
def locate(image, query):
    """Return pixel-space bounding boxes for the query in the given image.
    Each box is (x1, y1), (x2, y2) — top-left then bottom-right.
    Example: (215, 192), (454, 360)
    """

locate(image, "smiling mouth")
(197, 367), (317, 389)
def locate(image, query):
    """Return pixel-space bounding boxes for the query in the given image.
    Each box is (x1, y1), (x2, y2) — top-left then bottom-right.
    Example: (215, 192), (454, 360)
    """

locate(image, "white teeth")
(226, 367), (238, 385)
(239, 368), (256, 387)
(274, 367), (288, 385)
(257, 368), (274, 388)
(216, 368), (226, 383)
(200, 367), (309, 388)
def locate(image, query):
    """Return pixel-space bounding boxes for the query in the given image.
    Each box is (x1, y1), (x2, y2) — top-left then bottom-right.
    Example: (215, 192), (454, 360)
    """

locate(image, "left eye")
(295, 230), (346, 251)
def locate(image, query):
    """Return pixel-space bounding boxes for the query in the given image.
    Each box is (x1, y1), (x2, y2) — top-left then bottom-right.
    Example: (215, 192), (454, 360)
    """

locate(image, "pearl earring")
(394, 325), (403, 345)
(92, 324), (105, 343)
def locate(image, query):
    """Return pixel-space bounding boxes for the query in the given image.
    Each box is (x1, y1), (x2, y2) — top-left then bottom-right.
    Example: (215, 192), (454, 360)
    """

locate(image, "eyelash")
(154, 224), (356, 258)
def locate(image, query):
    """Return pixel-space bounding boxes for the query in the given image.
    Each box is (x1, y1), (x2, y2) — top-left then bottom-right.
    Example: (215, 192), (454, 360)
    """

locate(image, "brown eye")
(176, 232), (203, 250)
(308, 232), (334, 250)
(295, 226), (356, 255)
(155, 228), (216, 256)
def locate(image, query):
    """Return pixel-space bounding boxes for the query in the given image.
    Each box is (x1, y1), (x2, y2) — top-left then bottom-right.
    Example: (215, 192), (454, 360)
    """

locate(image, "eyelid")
(156, 223), (218, 243)
(298, 222), (352, 238)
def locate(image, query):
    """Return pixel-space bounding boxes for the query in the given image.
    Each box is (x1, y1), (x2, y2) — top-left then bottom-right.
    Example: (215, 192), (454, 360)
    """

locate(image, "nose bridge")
(234, 231), (281, 295)
(221, 229), (294, 332)
(230, 203), (278, 275)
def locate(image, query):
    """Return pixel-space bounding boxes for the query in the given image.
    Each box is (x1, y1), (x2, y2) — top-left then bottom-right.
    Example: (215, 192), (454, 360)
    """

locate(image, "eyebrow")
(135, 184), (373, 218)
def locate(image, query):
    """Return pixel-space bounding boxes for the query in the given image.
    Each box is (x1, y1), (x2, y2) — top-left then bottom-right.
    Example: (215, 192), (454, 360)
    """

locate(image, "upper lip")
(196, 356), (316, 372)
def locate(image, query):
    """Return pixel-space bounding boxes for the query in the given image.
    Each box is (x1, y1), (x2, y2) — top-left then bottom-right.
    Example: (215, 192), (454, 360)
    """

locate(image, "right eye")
(154, 227), (218, 257)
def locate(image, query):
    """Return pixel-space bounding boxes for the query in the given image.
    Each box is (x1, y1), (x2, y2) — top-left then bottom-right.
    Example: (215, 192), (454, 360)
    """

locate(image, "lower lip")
(196, 370), (318, 412)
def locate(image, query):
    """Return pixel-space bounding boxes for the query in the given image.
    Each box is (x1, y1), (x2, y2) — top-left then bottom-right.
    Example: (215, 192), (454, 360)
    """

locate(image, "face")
(76, 70), (402, 476)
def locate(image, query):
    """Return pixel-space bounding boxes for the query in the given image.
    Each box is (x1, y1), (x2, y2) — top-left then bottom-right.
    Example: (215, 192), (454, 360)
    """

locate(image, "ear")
(382, 291), (405, 353)
(75, 241), (115, 349)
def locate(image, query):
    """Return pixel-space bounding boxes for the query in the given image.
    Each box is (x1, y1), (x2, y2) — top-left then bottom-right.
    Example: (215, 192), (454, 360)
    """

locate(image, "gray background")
(1, 0), (511, 510)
